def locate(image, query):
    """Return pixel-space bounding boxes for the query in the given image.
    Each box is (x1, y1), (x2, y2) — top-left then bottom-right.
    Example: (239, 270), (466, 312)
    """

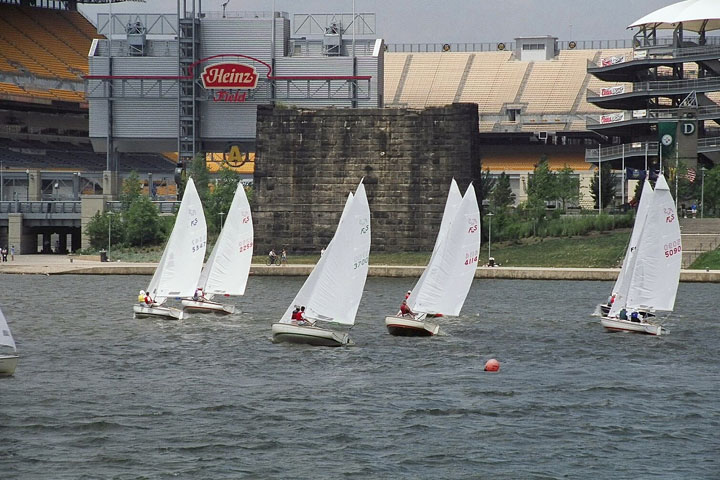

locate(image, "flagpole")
(644, 142), (648, 171)
(701, 167), (705, 218)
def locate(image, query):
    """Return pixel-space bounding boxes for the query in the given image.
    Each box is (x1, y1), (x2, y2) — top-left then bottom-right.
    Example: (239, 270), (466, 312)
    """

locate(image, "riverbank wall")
(2, 256), (719, 282)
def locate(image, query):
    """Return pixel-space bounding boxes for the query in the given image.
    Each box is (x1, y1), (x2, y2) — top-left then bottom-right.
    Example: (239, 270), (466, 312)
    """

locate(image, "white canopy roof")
(629, 0), (720, 32)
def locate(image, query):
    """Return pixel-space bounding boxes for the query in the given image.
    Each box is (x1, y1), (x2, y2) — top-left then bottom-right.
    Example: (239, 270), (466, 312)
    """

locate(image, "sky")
(78, 0), (680, 44)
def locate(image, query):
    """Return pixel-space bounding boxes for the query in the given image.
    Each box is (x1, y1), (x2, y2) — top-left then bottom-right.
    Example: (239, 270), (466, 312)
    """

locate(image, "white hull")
(181, 299), (235, 315)
(0, 354), (19, 376)
(271, 323), (351, 347)
(600, 317), (665, 336)
(133, 304), (184, 320)
(384, 315), (439, 337)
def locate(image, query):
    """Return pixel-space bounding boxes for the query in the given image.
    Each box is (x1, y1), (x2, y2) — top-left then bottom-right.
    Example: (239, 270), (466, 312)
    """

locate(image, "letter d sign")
(682, 122), (696, 135)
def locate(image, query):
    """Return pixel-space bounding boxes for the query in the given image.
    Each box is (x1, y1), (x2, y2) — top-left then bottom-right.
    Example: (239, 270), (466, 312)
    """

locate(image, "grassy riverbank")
(100, 230), (632, 268)
(688, 249), (720, 270)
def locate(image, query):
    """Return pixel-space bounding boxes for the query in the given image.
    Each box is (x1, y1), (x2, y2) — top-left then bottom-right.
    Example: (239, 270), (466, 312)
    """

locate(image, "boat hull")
(384, 316), (439, 336)
(181, 299), (235, 315)
(271, 323), (351, 347)
(133, 304), (184, 320)
(600, 317), (665, 336)
(0, 354), (19, 376)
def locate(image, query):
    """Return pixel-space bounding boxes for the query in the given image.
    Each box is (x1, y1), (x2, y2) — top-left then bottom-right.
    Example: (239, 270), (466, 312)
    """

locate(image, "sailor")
(193, 287), (204, 302)
(291, 306), (300, 321)
(138, 290), (145, 303)
(405, 290), (412, 300)
(399, 299), (415, 318)
(144, 292), (154, 306)
(297, 306), (309, 325)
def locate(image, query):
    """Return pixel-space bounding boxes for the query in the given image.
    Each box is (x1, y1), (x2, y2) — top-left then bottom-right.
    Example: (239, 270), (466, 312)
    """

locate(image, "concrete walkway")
(1, 254), (720, 282)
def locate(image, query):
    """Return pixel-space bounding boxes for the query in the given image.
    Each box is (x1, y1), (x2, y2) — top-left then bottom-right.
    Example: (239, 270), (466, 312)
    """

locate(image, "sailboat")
(182, 182), (253, 315)
(0, 306), (19, 376)
(385, 180), (481, 336)
(133, 178), (207, 320)
(596, 177), (654, 317)
(271, 180), (371, 347)
(601, 174), (681, 335)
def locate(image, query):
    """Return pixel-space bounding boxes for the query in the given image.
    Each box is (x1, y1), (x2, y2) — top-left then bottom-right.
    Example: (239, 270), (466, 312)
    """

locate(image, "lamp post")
(701, 166), (706, 219)
(219, 211), (225, 233)
(25, 168), (29, 201)
(487, 212), (494, 263)
(107, 211), (113, 256)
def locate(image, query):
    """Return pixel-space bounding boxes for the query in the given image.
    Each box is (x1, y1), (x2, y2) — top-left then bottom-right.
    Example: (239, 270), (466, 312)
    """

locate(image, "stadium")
(1, 0), (719, 256)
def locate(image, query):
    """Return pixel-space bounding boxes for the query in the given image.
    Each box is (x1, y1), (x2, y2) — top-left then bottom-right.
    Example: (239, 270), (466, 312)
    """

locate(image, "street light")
(25, 168), (29, 201)
(487, 211), (494, 264)
(218, 211), (225, 233)
(701, 166), (706, 219)
(108, 211), (114, 257)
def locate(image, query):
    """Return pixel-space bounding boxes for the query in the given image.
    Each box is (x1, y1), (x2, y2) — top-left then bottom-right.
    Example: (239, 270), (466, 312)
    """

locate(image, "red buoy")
(484, 359), (500, 372)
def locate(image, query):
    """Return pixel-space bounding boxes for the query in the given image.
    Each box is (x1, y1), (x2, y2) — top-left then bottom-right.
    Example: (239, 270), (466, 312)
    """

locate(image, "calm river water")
(1, 274), (718, 479)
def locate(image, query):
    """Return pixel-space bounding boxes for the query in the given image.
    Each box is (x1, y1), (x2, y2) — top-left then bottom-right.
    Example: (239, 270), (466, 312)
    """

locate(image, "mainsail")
(409, 182), (481, 316)
(197, 182), (253, 296)
(281, 181), (371, 326)
(146, 178), (207, 303)
(625, 174), (682, 312)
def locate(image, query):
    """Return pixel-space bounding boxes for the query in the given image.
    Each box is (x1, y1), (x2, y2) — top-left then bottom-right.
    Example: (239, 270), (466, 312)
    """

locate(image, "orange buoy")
(484, 359), (500, 372)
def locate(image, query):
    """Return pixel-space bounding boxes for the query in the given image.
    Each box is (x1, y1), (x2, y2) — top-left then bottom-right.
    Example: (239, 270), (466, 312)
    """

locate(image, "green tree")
(701, 165), (720, 216)
(526, 156), (557, 205)
(124, 196), (162, 247)
(185, 154), (210, 204)
(206, 166), (242, 233)
(120, 171), (143, 211)
(84, 211), (126, 250)
(479, 168), (496, 214)
(590, 163), (617, 210)
(556, 165), (580, 211)
(490, 171), (515, 209)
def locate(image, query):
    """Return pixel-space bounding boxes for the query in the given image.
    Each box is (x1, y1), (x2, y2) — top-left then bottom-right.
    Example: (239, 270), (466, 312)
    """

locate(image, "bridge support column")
(81, 194), (107, 250)
(8, 213), (34, 254)
(28, 169), (41, 201)
(58, 232), (68, 254)
(103, 170), (119, 200)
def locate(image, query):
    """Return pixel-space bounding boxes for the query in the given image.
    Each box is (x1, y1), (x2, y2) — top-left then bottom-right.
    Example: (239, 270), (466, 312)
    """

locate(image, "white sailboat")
(601, 174), (681, 335)
(0, 306), (19, 376)
(597, 177), (654, 317)
(385, 180), (481, 336)
(133, 178), (207, 320)
(182, 182), (253, 315)
(271, 180), (371, 347)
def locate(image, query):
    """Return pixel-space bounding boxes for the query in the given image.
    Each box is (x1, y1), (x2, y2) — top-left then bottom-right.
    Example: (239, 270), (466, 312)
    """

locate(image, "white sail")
(625, 175), (682, 312)
(431, 178), (463, 253)
(0, 307), (16, 351)
(281, 182), (371, 326)
(608, 178), (654, 317)
(409, 183), (481, 316)
(198, 182), (253, 296)
(146, 178), (207, 303)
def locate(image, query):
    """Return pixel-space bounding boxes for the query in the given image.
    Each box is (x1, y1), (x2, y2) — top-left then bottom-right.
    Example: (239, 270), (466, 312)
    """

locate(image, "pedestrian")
(691, 203), (698, 218)
(10, 245), (14, 261)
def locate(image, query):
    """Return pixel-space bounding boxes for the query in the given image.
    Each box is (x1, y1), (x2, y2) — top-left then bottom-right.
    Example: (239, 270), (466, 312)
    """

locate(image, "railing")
(591, 43), (720, 68)
(586, 106), (720, 126)
(585, 142), (659, 162)
(0, 201), (81, 214)
(588, 77), (720, 99)
(106, 200), (180, 214)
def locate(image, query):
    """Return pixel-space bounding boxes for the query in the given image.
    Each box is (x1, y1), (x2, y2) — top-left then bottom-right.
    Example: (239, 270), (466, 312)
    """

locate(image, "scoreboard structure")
(86, 4), (383, 190)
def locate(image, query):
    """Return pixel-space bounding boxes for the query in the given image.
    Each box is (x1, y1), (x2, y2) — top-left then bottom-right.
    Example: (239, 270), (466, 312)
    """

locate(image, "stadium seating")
(521, 50), (596, 114)
(458, 51), (525, 114)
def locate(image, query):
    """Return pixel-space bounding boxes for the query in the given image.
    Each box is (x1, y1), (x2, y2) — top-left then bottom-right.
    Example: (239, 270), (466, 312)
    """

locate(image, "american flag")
(686, 168), (697, 183)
